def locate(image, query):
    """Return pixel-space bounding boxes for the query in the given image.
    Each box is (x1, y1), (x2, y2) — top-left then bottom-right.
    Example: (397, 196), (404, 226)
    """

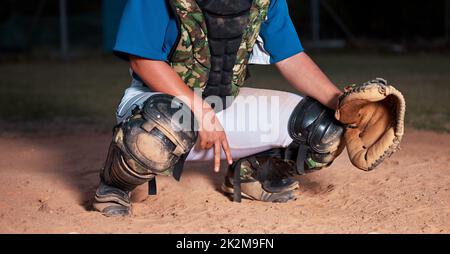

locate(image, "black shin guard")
(287, 97), (345, 173)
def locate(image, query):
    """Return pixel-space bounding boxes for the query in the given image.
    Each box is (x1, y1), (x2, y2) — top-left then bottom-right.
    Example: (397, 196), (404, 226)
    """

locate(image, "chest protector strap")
(169, 0), (270, 109)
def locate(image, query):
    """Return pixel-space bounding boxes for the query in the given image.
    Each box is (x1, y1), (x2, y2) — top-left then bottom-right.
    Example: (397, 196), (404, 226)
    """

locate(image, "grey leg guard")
(93, 138), (154, 217)
(93, 94), (198, 216)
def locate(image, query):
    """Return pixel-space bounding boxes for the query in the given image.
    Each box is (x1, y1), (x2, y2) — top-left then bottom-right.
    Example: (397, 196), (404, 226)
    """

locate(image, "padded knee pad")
(287, 97), (345, 174)
(101, 94), (198, 191)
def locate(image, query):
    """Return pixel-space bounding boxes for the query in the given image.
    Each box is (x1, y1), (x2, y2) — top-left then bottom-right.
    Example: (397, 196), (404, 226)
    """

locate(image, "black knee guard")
(287, 96), (345, 174)
(100, 94), (198, 192)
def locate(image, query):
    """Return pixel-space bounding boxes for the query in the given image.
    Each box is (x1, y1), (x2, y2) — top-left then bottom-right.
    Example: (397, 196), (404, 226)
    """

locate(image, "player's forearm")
(129, 56), (213, 118)
(275, 52), (342, 110)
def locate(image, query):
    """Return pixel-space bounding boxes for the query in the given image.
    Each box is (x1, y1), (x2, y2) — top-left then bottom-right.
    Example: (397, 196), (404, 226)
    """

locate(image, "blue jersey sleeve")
(259, 0), (304, 64)
(113, 0), (178, 61)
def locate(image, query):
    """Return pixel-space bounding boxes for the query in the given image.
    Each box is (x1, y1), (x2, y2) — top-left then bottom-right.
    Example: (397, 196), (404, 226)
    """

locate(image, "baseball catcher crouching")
(93, 0), (406, 216)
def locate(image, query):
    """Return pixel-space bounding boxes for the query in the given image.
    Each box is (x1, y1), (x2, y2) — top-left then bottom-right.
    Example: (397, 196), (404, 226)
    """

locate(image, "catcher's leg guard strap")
(295, 144), (308, 175)
(148, 178), (157, 195)
(172, 150), (191, 181)
(233, 160), (242, 203)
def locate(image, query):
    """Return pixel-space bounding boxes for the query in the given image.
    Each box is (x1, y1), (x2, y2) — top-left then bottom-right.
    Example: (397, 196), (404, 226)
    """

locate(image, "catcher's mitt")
(335, 78), (406, 171)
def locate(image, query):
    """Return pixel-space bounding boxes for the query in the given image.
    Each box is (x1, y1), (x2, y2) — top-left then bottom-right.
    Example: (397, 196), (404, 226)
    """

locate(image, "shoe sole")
(221, 184), (255, 201)
(221, 183), (299, 200)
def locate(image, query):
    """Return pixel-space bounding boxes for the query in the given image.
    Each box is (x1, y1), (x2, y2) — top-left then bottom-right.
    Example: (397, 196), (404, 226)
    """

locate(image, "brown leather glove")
(335, 78), (406, 171)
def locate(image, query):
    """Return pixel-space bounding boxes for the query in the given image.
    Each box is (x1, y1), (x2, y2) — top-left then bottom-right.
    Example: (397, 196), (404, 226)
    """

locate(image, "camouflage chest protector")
(169, 0), (270, 110)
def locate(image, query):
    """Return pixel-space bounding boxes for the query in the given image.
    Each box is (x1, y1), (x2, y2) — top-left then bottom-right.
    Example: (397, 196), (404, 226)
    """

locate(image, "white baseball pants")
(115, 79), (303, 161)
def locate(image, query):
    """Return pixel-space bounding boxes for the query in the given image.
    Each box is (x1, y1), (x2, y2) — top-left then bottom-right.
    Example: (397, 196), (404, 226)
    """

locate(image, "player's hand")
(197, 107), (233, 173)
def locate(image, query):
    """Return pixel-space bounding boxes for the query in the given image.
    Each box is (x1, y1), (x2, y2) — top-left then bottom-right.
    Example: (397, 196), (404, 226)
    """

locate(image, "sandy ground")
(0, 129), (449, 234)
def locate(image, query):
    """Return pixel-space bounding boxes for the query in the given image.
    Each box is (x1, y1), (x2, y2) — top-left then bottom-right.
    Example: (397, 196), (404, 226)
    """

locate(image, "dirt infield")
(0, 129), (449, 233)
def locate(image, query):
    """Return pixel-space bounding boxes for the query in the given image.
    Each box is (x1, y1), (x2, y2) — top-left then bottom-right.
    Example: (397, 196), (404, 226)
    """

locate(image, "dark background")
(0, 0), (449, 133)
(1, 0), (449, 56)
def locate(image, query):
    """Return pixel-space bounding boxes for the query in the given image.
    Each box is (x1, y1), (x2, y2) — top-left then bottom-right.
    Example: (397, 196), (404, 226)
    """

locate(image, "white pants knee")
(116, 79), (303, 161)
